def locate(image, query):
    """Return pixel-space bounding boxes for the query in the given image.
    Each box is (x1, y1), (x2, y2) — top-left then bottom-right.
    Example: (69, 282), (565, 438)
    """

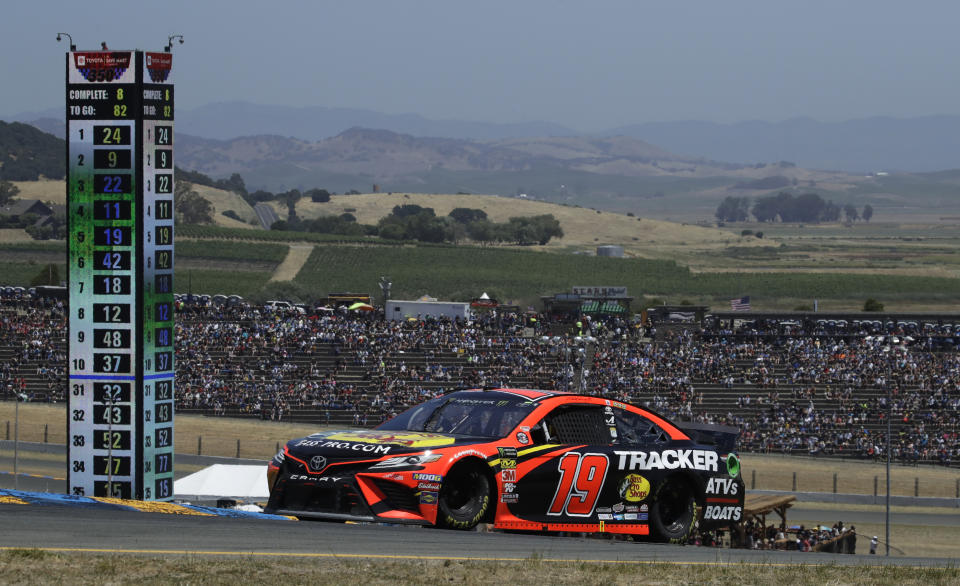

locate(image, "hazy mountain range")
(11, 102), (960, 173)
(10, 102), (960, 223)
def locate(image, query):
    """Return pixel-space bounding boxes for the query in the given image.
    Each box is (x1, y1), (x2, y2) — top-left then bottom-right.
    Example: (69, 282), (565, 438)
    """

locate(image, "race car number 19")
(547, 453), (609, 517)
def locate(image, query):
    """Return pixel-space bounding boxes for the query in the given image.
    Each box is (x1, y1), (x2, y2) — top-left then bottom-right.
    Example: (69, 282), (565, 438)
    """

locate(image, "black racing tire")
(650, 478), (698, 543)
(436, 463), (491, 530)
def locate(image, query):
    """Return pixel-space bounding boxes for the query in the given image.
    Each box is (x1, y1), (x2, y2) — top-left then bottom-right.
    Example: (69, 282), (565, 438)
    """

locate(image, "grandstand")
(1, 291), (958, 468)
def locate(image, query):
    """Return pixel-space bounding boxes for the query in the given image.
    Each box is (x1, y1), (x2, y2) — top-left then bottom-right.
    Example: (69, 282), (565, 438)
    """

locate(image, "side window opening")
(536, 405), (610, 445)
(614, 409), (670, 446)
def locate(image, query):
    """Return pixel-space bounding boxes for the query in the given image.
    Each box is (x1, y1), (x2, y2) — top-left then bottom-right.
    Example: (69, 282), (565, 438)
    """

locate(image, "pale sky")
(4, 0), (960, 130)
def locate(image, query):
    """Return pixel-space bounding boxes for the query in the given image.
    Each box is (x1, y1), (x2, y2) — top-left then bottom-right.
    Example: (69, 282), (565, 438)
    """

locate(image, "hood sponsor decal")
(326, 431), (455, 448)
(296, 439), (392, 455)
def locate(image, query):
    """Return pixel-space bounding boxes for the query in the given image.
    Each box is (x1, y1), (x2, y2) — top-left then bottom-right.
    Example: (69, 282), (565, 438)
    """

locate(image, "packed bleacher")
(2, 289), (959, 468)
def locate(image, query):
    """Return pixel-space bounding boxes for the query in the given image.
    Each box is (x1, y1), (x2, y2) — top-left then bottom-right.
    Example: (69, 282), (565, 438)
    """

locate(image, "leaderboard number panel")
(67, 113), (137, 498)
(67, 48), (174, 500)
(140, 50), (176, 500)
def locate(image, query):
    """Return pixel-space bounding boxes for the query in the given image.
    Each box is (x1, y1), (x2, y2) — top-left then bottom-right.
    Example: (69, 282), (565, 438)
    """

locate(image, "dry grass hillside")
(11, 180), (256, 229)
(11, 179), (64, 203)
(282, 193), (756, 259)
(8, 181), (761, 261)
(191, 184), (258, 228)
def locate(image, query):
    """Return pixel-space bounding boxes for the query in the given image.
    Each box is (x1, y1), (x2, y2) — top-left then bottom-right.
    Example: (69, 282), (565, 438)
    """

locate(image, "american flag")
(730, 296), (751, 311)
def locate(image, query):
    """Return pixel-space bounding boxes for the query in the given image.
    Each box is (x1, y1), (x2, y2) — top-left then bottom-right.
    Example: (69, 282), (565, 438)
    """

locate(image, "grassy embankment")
(2, 549), (960, 585)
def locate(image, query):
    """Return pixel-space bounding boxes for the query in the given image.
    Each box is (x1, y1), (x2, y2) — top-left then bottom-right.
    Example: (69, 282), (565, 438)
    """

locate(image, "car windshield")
(377, 392), (539, 438)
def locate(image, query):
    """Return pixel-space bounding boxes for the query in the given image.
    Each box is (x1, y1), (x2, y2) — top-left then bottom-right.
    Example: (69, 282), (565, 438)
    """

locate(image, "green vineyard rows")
(175, 240), (289, 263)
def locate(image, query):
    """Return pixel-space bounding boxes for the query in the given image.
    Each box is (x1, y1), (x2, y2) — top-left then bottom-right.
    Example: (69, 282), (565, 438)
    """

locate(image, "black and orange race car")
(265, 388), (744, 541)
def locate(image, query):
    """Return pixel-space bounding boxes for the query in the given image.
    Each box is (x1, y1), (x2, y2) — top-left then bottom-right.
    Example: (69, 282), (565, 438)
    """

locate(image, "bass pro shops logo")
(617, 474), (650, 502)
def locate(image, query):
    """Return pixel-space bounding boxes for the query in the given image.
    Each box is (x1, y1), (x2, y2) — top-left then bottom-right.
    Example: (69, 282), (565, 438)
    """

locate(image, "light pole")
(56, 32), (76, 51)
(164, 34), (184, 53)
(13, 393), (19, 490)
(885, 368), (891, 556)
(883, 342), (902, 557)
(379, 276), (392, 306)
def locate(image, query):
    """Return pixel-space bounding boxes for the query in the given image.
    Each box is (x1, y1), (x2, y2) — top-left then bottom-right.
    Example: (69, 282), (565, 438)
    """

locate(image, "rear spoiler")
(680, 422), (741, 454)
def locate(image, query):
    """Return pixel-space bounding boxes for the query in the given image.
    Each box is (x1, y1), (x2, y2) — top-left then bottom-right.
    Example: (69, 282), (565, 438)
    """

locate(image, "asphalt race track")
(0, 499), (955, 567)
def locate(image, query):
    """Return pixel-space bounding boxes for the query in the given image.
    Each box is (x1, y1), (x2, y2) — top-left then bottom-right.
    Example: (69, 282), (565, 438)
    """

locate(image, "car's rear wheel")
(650, 478), (698, 542)
(436, 462), (491, 530)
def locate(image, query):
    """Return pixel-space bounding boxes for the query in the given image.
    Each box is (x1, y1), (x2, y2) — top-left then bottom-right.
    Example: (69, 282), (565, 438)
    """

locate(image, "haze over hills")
(173, 127), (866, 220)
(11, 102), (960, 173)
(8, 112), (960, 223)
(609, 116), (960, 174)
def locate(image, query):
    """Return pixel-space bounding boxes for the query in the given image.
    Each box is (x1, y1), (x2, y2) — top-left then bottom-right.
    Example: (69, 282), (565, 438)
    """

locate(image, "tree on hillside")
(406, 212), (449, 243)
(217, 173), (247, 196)
(0, 121), (65, 181)
(175, 167), (216, 186)
(820, 200), (841, 222)
(392, 204), (434, 218)
(466, 219), (497, 245)
(281, 189), (302, 220)
(862, 204), (874, 222)
(175, 180), (214, 224)
(787, 192), (828, 222)
(505, 214), (564, 245)
(715, 196), (751, 222)
(751, 192), (786, 222)
(0, 180), (20, 206)
(531, 214), (564, 244)
(843, 204), (859, 223)
(377, 215), (409, 240)
(751, 191), (840, 223)
(245, 189), (275, 205)
(449, 207), (487, 224)
(307, 188), (331, 203)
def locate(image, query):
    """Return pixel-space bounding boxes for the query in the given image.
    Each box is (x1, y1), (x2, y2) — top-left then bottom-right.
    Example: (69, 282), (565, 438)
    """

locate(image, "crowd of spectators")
(2, 291), (959, 467)
(702, 520), (858, 552)
(0, 293), (67, 401)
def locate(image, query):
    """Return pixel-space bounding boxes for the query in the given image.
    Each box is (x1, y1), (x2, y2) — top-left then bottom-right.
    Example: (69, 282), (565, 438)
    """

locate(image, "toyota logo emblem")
(310, 455), (327, 471)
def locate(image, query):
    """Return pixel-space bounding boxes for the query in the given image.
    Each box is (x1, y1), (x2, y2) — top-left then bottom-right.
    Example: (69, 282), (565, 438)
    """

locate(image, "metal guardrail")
(749, 488), (960, 509)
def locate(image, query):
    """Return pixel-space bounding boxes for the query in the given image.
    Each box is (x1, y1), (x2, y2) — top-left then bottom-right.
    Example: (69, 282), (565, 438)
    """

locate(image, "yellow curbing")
(89, 497), (214, 516)
(0, 495), (29, 505)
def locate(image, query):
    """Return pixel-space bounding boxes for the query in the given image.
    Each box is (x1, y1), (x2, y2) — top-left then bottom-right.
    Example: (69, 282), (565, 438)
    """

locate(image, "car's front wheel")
(436, 462), (491, 530)
(650, 478), (698, 542)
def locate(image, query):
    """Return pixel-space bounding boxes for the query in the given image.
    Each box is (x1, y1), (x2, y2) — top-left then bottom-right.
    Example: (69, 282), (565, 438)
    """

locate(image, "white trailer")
(386, 300), (472, 321)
